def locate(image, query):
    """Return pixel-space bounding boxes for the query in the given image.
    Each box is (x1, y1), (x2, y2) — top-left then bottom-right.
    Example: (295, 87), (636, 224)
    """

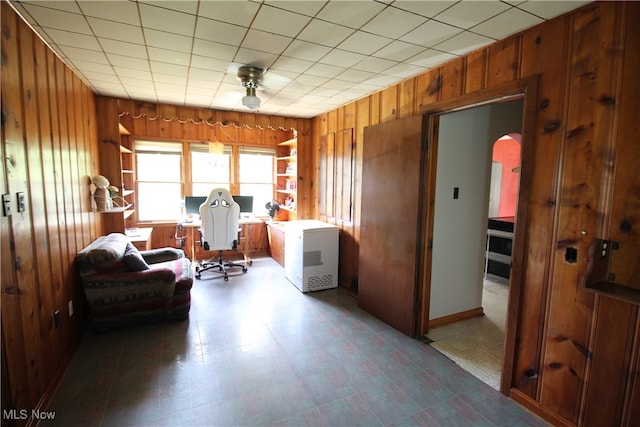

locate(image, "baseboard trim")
(510, 388), (575, 427)
(428, 307), (484, 328)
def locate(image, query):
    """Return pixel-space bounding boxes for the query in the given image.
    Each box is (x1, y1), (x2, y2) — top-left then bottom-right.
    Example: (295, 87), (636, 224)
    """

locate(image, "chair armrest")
(140, 247), (185, 264)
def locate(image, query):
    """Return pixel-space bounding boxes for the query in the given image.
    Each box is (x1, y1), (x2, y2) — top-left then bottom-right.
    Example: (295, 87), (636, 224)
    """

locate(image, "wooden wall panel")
(486, 36), (522, 86)
(512, 16), (570, 396)
(440, 58), (465, 101)
(541, 4), (624, 422)
(415, 69), (441, 108)
(1, 3), (99, 424)
(311, 2), (640, 426)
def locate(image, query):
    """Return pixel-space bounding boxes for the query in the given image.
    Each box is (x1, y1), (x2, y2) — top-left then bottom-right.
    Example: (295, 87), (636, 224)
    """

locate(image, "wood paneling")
(311, 2), (640, 425)
(1, 3), (98, 424)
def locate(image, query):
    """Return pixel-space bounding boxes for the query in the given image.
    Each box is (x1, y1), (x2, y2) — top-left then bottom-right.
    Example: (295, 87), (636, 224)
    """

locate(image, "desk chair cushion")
(199, 188), (240, 251)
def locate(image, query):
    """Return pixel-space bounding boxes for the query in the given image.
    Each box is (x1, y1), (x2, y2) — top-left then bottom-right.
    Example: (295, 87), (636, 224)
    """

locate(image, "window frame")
(132, 138), (277, 223)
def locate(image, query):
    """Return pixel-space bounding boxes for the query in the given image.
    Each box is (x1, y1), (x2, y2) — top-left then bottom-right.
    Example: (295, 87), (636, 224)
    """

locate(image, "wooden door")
(358, 115), (424, 336)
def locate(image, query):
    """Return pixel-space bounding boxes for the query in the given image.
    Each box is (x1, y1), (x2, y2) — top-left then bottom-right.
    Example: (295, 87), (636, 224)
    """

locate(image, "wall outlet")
(68, 300), (73, 317)
(16, 192), (25, 213)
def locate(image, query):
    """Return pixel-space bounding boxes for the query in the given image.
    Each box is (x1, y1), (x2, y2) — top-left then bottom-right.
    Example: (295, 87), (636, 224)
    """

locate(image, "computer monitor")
(184, 196), (206, 215)
(232, 195), (254, 214)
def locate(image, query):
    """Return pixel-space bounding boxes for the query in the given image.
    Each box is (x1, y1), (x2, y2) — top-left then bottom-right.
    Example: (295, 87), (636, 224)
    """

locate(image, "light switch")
(2, 194), (10, 216)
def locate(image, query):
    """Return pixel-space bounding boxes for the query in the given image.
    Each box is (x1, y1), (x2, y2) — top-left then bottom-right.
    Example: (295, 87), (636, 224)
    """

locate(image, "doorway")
(418, 77), (538, 395)
(426, 121), (523, 390)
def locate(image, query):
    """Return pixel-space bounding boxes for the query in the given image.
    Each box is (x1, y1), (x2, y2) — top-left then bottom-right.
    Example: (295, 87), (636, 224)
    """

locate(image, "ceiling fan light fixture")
(237, 66), (264, 110)
(242, 87), (261, 110)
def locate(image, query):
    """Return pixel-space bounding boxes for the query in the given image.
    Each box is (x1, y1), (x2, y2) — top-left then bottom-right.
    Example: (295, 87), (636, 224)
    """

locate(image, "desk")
(176, 218), (267, 262)
(125, 227), (153, 251)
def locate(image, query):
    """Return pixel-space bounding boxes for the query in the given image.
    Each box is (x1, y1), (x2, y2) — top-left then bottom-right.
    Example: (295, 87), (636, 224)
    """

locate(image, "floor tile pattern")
(426, 279), (508, 390)
(45, 257), (547, 426)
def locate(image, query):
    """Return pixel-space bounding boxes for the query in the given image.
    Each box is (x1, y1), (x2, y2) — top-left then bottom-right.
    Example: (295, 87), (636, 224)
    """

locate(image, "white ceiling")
(10, 0), (589, 118)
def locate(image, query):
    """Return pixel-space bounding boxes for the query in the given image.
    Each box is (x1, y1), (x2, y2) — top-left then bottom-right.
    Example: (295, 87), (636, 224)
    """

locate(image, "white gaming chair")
(195, 188), (247, 280)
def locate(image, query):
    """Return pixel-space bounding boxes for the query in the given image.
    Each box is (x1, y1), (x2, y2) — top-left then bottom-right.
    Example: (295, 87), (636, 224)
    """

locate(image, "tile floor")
(45, 256), (548, 426)
(427, 278), (509, 390)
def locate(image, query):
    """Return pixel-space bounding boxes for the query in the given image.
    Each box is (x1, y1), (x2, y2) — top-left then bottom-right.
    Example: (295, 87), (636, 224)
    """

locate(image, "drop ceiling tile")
(315, 1), (387, 29)
(87, 17), (145, 44)
(400, 20), (462, 48)
(433, 31), (494, 56)
(197, 1), (260, 27)
(233, 48), (279, 70)
(517, 1), (591, 20)
(304, 63), (346, 79)
(17, 1), (82, 14)
(297, 19), (355, 48)
(391, 0), (457, 18)
(364, 74), (402, 87)
(383, 62), (426, 78)
(57, 46), (109, 64)
(144, 29), (193, 52)
(147, 47), (191, 66)
(150, 61), (189, 77)
(139, 0), (198, 15)
(77, 1), (140, 26)
(79, 70), (118, 83)
(251, 4), (311, 38)
(19, 3), (91, 34)
(349, 82), (385, 94)
(194, 17), (248, 46)
(280, 82), (314, 95)
(309, 87), (340, 98)
(335, 68), (376, 84)
(241, 29), (293, 55)
(351, 56), (397, 73)
(282, 40), (332, 62)
(190, 55), (229, 73)
(270, 56), (314, 74)
(70, 59), (114, 74)
(189, 67), (224, 84)
(293, 73), (330, 87)
(139, 3), (196, 37)
(320, 49), (366, 68)
(40, 28), (101, 50)
(472, 8), (543, 40)
(267, 1), (327, 17)
(361, 6), (427, 39)
(107, 53), (151, 71)
(406, 48), (457, 68)
(192, 39), (237, 62)
(320, 79), (356, 91)
(373, 40), (427, 62)
(434, 1), (511, 29)
(338, 31), (393, 56)
(99, 38), (147, 58)
(119, 77), (155, 89)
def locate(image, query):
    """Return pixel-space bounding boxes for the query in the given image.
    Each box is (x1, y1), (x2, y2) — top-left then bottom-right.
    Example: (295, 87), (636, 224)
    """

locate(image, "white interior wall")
(429, 99), (523, 321)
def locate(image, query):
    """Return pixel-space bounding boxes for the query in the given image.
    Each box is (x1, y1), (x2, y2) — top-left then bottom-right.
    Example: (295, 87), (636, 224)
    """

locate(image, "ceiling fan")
(237, 65), (264, 110)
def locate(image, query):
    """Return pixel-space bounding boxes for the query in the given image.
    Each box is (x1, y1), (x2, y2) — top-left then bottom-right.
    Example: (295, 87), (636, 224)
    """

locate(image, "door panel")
(358, 115), (423, 336)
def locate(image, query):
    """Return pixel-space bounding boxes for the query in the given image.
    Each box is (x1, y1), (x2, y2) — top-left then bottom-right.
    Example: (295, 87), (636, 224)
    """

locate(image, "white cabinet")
(284, 220), (339, 292)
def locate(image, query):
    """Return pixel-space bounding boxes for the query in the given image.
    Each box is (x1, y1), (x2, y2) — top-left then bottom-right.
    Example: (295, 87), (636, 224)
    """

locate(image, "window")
(239, 147), (275, 213)
(135, 141), (183, 221)
(190, 142), (231, 197)
(134, 140), (276, 220)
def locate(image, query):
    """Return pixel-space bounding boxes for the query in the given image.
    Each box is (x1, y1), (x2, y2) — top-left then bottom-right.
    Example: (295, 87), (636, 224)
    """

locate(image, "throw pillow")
(123, 242), (150, 271)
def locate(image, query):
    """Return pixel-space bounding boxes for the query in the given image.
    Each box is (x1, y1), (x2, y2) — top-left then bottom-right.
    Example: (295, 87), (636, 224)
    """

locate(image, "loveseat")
(75, 233), (193, 331)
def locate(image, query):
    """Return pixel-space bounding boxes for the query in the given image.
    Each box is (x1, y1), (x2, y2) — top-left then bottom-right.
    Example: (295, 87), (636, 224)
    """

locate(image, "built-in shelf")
(276, 137), (297, 218)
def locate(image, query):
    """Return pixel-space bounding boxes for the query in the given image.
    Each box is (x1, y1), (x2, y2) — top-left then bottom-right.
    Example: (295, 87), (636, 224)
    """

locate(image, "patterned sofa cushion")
(123, 242), (150, 271)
